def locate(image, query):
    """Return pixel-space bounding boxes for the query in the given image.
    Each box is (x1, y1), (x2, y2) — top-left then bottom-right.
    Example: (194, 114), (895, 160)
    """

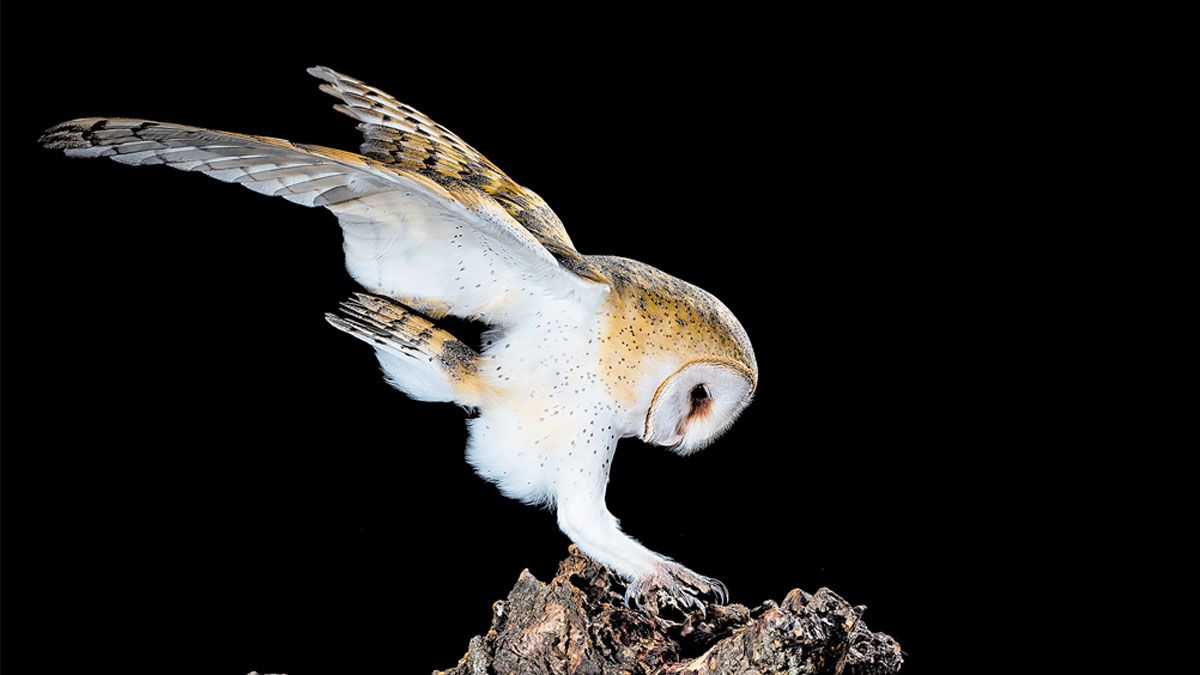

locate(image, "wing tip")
(309, 66), (359, 107)
(38, 118), (107, 150)
(308, 65), (359, 87)
(306, 65), (334, 81)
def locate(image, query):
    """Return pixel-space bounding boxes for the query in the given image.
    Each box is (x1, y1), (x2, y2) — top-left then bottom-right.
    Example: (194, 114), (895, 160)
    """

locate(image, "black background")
(1, 14), (1031, 675)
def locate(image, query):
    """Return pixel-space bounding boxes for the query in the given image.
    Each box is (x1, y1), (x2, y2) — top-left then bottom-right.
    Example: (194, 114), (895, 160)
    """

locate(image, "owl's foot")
(623, 562), (729, 617)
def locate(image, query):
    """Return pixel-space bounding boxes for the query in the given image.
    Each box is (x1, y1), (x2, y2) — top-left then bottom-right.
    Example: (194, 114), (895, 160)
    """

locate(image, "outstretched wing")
(307, 66), (584, 266)
(40, 118), (603, 323)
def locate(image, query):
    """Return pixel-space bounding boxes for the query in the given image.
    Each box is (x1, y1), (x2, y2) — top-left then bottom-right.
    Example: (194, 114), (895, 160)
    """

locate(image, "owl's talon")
(624, 562), (727, 616)
(709, 577), (730, 605)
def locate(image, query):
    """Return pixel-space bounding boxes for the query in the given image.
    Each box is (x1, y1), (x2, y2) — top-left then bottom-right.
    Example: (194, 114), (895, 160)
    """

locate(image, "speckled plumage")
(40, 66), (758, 611)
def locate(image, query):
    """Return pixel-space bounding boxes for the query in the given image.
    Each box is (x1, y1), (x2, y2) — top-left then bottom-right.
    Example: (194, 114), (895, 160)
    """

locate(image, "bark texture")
(435, 546), (902, 674)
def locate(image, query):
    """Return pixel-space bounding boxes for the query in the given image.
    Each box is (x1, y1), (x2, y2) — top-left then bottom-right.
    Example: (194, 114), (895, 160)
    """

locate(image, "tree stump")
(436, 546), (902, 674)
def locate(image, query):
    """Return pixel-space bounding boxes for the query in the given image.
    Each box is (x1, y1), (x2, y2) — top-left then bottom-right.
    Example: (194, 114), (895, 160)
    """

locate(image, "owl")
(40, 67), (758, 611)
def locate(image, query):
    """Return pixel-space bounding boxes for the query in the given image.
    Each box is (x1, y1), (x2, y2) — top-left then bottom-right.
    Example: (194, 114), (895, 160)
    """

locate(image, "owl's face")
(643, 360), (756, 455)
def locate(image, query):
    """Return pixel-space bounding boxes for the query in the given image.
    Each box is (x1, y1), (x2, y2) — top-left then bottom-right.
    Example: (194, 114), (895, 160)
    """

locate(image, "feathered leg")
(555, 475), (728, 615)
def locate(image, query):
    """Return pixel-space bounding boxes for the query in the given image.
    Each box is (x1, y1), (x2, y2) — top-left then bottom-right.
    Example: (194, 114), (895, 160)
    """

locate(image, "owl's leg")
(556, 485), (728, 614)
(325, 293), (484, 407)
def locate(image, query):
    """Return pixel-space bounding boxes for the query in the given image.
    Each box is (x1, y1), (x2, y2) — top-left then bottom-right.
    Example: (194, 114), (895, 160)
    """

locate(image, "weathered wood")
(436, 546), (903, 674)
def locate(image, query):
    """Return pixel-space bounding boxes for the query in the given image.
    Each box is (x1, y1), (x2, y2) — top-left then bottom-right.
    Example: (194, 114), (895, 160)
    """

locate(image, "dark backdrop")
(2, 16), (1020, 675)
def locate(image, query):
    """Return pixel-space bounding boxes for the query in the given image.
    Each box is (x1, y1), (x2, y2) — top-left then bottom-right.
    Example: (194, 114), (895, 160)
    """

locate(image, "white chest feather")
(464, 298), (629, 506)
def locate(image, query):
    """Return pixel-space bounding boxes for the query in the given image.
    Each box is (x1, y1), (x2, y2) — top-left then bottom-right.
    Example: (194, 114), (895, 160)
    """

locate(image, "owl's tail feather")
(326, 293), (484, 406)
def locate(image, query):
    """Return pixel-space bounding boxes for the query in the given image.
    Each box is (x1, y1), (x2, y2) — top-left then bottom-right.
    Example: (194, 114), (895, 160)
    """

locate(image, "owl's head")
(643, 358), (757, 455)
(594, 255), (758, 455)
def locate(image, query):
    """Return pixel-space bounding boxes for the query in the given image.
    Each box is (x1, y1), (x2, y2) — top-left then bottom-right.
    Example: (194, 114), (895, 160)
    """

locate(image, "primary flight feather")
(40, 66), (758, 610)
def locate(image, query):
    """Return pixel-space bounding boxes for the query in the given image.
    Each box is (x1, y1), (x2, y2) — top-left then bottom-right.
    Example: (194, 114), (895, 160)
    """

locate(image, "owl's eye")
(690, 385), (709, 410)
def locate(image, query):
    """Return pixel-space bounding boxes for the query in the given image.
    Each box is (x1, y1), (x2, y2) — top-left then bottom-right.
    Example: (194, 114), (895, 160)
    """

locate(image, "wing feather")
(41, 118), (400, 206)
(307, 66), (585, 266)
(40, 117), (602, 323)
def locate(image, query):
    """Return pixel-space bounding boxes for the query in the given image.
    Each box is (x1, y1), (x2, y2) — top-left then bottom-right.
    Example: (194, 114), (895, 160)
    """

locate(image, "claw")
(622, 563), (727, 617)
(708, 576), (730, 605)
(624, 576), (649, 611)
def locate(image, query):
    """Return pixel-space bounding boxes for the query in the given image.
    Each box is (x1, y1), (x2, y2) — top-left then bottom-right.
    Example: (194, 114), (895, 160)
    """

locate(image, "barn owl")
(40, 66), (758, 611)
